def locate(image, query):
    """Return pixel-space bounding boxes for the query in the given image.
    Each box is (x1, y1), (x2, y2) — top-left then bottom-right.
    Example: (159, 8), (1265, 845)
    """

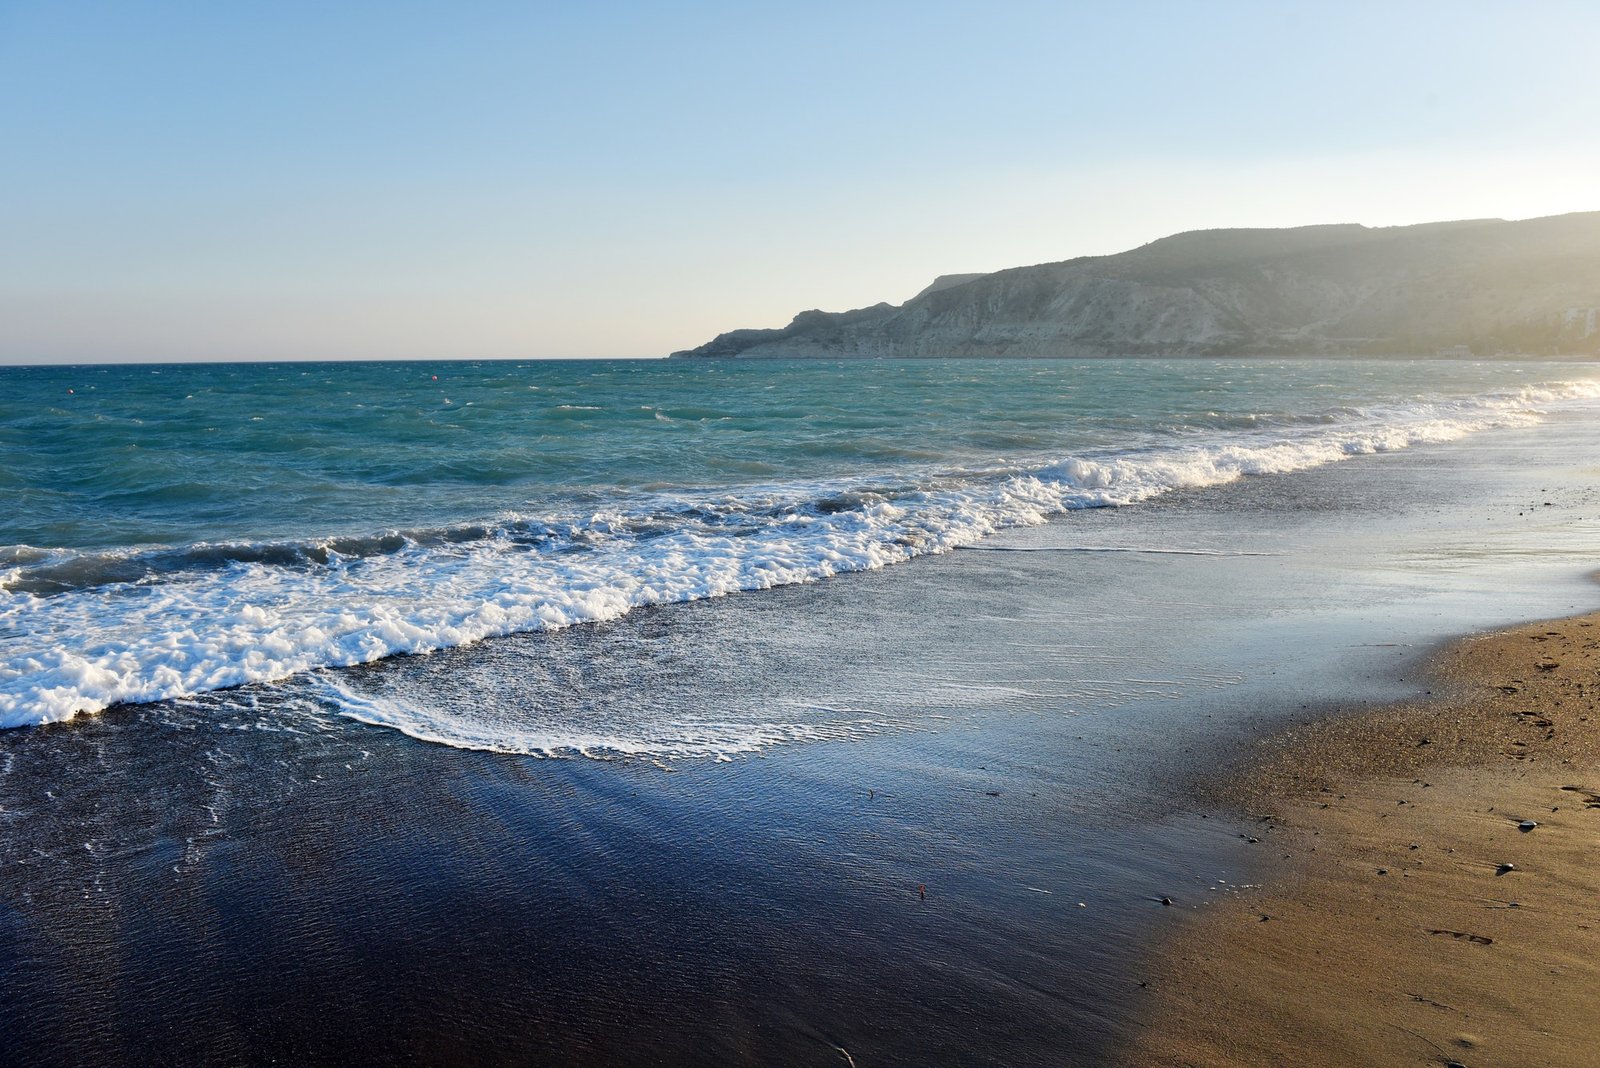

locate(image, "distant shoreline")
(668, 351), (1600, 362)
(7, 352), (1600, 371)
(673, 212), (1600, 362)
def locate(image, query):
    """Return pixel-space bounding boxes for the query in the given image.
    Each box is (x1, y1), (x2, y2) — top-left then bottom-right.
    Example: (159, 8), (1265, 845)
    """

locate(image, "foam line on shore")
(311, 677), (897, 760)
(959, 546), (1279, 556)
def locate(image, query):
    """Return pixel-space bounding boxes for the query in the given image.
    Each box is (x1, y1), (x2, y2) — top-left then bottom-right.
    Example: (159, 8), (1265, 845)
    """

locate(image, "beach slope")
(1124, 610), (1600, 1067)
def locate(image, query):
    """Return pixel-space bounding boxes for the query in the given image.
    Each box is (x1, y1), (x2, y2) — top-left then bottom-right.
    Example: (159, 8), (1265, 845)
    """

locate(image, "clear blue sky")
(2, 1), (1597, 362)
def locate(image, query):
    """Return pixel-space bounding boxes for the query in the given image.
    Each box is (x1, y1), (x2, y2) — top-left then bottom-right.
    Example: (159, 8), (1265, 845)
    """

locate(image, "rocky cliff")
(670, 213), (1600, 358)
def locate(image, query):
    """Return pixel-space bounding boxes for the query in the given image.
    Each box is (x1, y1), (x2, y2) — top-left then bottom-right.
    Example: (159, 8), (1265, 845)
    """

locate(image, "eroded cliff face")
(671, 213), (1600, 358)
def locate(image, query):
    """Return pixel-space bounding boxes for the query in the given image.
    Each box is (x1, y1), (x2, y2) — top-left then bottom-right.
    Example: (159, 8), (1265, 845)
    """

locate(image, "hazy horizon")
(4, 1), (1598, 365)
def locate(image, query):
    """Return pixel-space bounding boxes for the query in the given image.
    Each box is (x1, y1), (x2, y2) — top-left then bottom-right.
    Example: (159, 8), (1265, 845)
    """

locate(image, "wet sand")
(1123, 609), (1600, 1067)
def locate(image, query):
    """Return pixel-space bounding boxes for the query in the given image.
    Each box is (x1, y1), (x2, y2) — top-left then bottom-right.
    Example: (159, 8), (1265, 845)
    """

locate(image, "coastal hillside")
(671, 212), (1600, 359)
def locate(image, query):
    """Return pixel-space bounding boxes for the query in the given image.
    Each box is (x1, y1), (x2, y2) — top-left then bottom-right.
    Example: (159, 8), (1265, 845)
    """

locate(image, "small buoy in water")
(431, 375), (438, 380)
(917, 884), (926, 900)
(67, 388), (74, 394)
(1160, 896), (1173, 906)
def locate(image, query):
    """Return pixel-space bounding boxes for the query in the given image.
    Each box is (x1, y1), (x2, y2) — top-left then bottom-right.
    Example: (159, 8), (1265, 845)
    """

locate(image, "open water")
(3, 357), (1600, 1065)
(5, 358), (1597, 739)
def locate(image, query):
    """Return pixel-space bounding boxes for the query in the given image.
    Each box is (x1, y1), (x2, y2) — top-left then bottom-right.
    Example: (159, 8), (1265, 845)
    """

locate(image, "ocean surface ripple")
(3, 359), (1598, 738)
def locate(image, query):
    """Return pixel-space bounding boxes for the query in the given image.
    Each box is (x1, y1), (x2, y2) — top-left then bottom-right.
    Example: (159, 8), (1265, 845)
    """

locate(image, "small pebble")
(1518, 820), (1538, 832)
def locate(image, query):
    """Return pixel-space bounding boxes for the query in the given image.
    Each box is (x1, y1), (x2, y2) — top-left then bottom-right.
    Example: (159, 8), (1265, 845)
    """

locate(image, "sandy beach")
(1123, 606), (1600, 1067)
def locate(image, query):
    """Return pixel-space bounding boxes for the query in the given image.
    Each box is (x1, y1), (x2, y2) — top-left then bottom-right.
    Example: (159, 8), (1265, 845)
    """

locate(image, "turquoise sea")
(4, 357), (1600, 1065)
(4, 358), (1598, 738)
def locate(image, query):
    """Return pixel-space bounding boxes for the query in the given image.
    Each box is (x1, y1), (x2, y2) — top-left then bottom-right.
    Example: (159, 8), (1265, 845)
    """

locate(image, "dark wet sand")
(1123, 608), (1600, 1067)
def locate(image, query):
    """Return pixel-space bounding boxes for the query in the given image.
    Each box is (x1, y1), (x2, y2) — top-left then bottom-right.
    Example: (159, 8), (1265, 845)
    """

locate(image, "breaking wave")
(3, 378), (1598, 730)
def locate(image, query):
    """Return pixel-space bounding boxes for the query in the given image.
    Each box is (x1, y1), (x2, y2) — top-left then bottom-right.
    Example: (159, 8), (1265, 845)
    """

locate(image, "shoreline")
(1120, 607), (1600, 1067)
(7, 387), (1600, 1065)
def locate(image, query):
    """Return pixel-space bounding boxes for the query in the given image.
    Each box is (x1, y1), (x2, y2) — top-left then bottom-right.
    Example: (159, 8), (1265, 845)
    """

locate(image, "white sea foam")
(314, 677), (896, 760)
(2, 378), (1598, 735)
